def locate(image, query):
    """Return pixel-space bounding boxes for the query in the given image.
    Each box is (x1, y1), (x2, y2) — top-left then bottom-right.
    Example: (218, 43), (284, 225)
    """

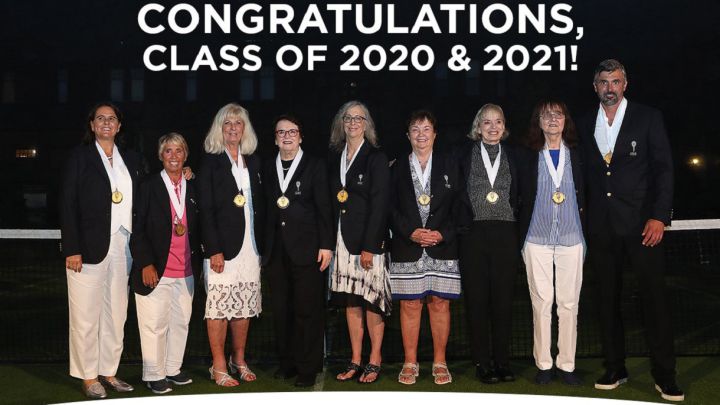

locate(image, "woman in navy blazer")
(197, 103), (265, 387)
(389, 110), (464, 385)
(130, 133), (200, 393)
(328, 101), (391, 383)
(60, 102), (143, 399)
(263, 115), (333, 387)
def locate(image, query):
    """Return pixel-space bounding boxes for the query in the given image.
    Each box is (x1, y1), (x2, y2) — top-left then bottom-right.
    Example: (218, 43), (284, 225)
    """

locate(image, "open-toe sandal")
(359, 363), (381, 384)
(432, 362), (452, 385)
(336, 361), (363, 381)
(229, 357), (256, 382)
(209, 367), (239, 387)
(398, 363), (419, 385)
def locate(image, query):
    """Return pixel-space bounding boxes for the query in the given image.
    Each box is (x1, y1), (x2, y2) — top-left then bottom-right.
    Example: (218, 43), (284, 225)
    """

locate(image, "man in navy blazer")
(579, 59), (683, 402)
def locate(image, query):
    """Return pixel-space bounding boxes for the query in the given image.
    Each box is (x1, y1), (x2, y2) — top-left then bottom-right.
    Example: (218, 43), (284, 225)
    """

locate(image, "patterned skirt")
(203, 243), (262, 320)
(389, 251), (461, 300)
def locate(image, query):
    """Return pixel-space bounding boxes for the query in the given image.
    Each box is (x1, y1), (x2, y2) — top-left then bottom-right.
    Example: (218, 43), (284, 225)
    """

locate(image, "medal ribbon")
(226, 149), (250, 196)
(95, 141), (122, 193)
(276, 148), (304, 194)
(410, 151), (432, 191)
(160, 170), (186, 220)
(595, 97), (628, 159)
(479, 142), (501, 188)
(542, 142), (566, 191)
(340, 138), (365, 188)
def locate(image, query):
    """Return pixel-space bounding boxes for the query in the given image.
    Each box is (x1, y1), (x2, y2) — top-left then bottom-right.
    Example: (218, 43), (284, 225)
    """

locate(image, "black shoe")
(166, 371), (193, 385)
(274, 367), (298, 380)
(655, 381), (685, 402)
(495, 365), (515, 382)
(594, 367), (628, 390)
(535, 369), (553, 385)
(294, 373), (317, 387)
(476, 365), (500, 384)
(557, 369), (582, 386)
(146, 379), (172, 394)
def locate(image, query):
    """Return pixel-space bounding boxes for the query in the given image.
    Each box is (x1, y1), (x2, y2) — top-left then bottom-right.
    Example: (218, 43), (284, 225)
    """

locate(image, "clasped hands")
(410, 228), (443, 248)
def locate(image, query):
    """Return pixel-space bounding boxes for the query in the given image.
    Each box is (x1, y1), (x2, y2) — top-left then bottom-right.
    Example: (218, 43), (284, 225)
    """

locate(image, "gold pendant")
(111, 190), (123, 204)
(277, 195), (290, 209)
(337, 189), (348, 203)
(174, 223), (186, 236)
(603, 152), (613, 165)
(233, 193), (246, 207)
(552, 191), (566, 204)
(486, 191), (499, 204)
(417, 194), (431, 206)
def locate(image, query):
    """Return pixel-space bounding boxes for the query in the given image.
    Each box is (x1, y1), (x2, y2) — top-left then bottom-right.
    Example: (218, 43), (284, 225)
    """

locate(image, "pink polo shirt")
(163, 202), (192, 278)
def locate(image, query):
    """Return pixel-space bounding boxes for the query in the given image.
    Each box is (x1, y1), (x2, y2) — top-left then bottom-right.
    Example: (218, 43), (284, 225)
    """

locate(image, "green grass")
(1, 357), (718, 405)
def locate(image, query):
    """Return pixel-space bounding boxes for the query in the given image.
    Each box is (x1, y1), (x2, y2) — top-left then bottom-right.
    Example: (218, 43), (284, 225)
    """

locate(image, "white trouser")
(67, 229), (131, 380)
(522, 242), (584, 372)
(135, 275), (194, 381)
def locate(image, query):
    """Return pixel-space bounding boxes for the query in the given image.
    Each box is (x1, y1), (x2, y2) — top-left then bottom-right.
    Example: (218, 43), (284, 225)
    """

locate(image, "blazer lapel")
(88, 144), (111, 188)
(155, 174), (172, 224)
(429, 153), (445, 212)
(287, 153), (308, 200)
(612, 100), (635, 163)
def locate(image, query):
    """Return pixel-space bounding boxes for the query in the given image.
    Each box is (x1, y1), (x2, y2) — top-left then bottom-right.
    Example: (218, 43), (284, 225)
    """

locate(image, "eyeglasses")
(276, 129), (300, 138)
(94, 115), (118, 124)
(342, 115), (366, 124)
(540, 112), (565, 120)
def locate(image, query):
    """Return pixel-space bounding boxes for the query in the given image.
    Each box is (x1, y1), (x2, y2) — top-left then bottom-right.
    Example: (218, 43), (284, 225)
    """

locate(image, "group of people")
(61, 58), (684, 402)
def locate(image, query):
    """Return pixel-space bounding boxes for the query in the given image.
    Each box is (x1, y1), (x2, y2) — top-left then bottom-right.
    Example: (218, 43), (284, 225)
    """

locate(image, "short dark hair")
(273, 114), (303, 138)
(593, 59), (627, 82)
(524, 99), (578, 151)
(83, 102), (123, 144)
(406, 110), (437, 131)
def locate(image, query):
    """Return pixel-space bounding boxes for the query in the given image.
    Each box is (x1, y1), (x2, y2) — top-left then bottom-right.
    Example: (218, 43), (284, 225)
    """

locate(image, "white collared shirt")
(594, 97), (628, 158)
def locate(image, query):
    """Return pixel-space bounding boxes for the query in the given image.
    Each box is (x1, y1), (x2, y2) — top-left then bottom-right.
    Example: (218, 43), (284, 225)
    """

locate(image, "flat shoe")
(398, 363), (419, 385)
(336, 361), (362, 381)
(99, 376), (134, 392)
(82, 381), (107, 399)
(359, 363), (381, 384)
(432, 362), (452, 385)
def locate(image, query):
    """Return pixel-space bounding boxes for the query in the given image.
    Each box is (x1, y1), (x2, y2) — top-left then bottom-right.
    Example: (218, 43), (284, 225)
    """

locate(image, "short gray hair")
(203, 103), (258, 155)
(329, 100), (379, 152)
(157, 132), (188, 161)
(593, 59), (627, 82)
(467, 103), (510, 141)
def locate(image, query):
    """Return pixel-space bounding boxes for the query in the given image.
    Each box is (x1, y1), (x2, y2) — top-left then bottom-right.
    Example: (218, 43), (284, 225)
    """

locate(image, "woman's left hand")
(420, 230), (443, 247)
(360, 250), (374, 271)
(318, 249), (332, 271)
(182, 166), (194, 180)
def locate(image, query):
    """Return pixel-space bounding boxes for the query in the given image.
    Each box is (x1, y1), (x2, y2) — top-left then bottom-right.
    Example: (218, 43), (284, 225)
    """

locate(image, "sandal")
(229, 356), (257, 382)
(209, 366), (239, 387)
(398, 363), (419, 385)
(359, 363), (381, 384)
(432, 362), (452, 385)
(336, 361), (363, 381)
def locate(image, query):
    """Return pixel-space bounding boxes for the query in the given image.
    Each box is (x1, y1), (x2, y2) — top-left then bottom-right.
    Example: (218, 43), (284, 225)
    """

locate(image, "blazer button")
(607, 192), (612, 197)
(281, 221), (286, 227)
(579, 208), (584, 212)
(606, 171), (611, 176)
(341, 209), (346, 214)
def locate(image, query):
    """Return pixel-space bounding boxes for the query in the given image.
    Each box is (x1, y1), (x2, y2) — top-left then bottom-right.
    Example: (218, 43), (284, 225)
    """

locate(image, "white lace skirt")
(204, 244), (262, 320)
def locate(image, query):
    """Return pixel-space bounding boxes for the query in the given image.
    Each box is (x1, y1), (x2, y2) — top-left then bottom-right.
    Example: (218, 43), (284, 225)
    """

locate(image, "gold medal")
(233, 193), (246, 207)
(277, 195), (290, 209)
(603, 152), (613, 165)
(111, 190), (123, 204)
(174, 223), (186, 236)
(552, 191), (566, 204)
(417, 194), (431, 206)
(486, 191), (499, 204)
(337, 189), (348, 203)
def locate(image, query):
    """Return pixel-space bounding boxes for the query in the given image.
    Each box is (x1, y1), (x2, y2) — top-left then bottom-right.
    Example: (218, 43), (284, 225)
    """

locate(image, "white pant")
(67, 229), (131, 380)
(135, 275), (194, 381)
(522, 242), (584, 372)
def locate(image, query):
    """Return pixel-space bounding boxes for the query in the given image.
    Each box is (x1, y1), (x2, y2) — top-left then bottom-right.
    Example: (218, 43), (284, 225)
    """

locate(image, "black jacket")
(197, 152), (265, 260)
(515, 145), (586, 244)
(578, 101), (673, 235)
(60, 143), (144, 264)
(129, 173), (201, 296)
(328, 142), (390, 255)
(263, 152), (334, 266)
(390, 151), (463, 262)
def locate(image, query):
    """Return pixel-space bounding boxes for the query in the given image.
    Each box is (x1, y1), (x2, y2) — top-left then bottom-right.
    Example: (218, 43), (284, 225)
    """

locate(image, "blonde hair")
(203, 103), (258, 155)
(467, 103), (510, 141)
(157, 132), (189, 161)
(329, 100), (379, 152)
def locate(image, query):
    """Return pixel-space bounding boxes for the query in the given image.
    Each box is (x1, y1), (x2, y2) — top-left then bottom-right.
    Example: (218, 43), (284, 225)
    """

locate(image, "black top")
(390, 151), (464, 262)
(578, 101), (674, 235)
(328, 142), (390, 255)
(197, 152), (265, 260)
(129, 173), (201, 296)
(60, 143), (145, 264)
(263, 152), (334, 266)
